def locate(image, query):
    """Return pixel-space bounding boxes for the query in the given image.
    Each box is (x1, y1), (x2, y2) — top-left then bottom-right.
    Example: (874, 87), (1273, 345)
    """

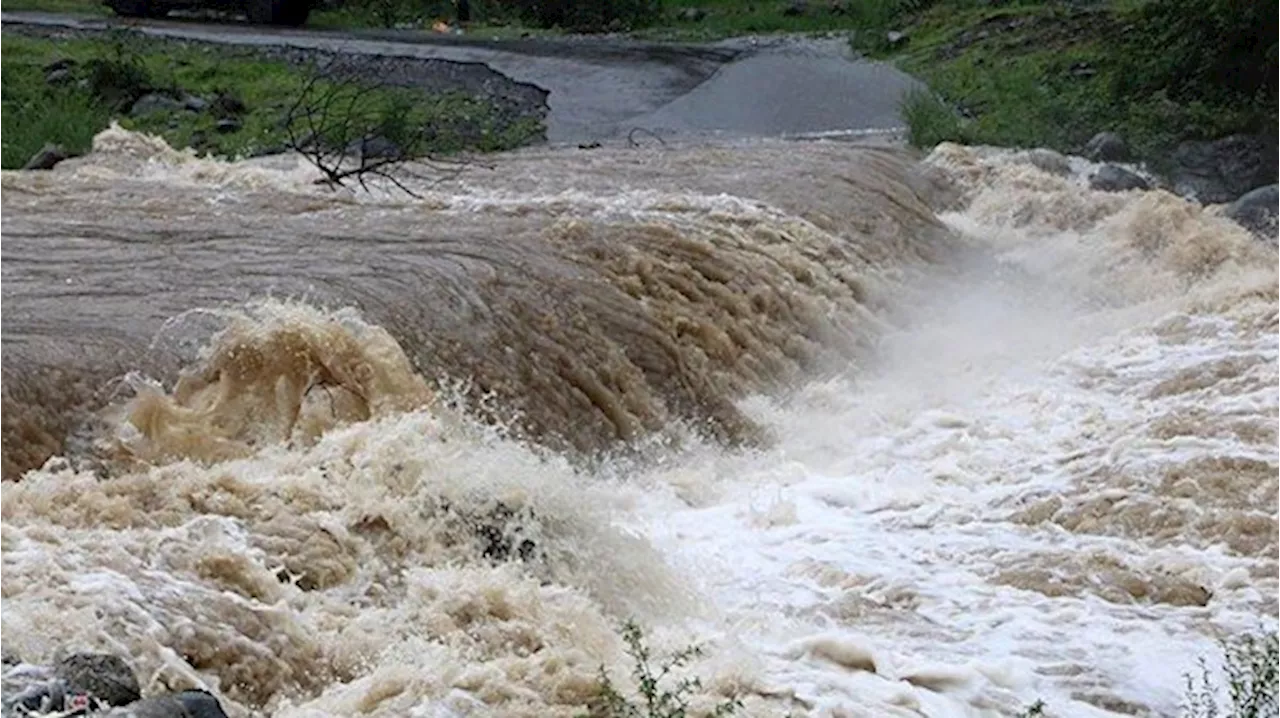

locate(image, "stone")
(347, 135), (402, 161)
(1023, 148), (1072, 176)
(782, 0), (808, 17)
(1089, 164), (1150, 192)
(1170, 134), (1278, 204)
(130, 92), (184, 117)
(676, 7), (706, 21)
(55, 653), (141, 707)
(22, 143), (71, 171)
(215, 117), (243, 134)
(104, 690), (230, 718)
(886, 30), (908, 47)
(210, 92), (247, 117)
(45, 67), (74, 85)
(182, 94), (210, 112)
(1223, 184), (1278, 242)
(42, 58), (76, 74)
(1083, 131), (1128, 162)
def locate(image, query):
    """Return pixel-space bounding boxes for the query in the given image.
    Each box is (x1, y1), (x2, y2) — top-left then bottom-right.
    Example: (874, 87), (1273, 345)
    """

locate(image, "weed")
(1181, 631), (1278, 718)
(581, 620), (742, 718)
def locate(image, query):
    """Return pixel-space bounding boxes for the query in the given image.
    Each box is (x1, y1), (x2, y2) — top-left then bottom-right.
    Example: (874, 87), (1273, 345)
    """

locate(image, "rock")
(676, 7), (706, 21)
(1083, 131), (1128, 162)
(886, 30), (908, 47)
(1171, 134), (1279, 204)
(828, 0), (849, 15)
(42, 58), (76, 74)
(105, 690), (229, 718)
(1089, 164), (1150, 192)
(182, 94), (210, 112)
(1223, 184), (1278, 241)
(215, 117), (243, 134)
(210, 92), (247, 118)
(22, 143), (71, 171)
(45, 67), (74, 85)
(55, 653), (141, 708)
(347, 135), (402, 161)
(1022, 148), (1072, 176)
(130, 92), (184, 117)
(782, 0), (808, 17)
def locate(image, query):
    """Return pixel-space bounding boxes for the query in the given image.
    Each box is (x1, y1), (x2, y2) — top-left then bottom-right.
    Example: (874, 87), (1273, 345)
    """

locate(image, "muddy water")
(1, 129), (1276, 718)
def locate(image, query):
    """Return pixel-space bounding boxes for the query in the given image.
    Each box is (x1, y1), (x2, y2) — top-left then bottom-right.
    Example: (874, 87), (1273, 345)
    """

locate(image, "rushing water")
(1, 127), (1276, 718)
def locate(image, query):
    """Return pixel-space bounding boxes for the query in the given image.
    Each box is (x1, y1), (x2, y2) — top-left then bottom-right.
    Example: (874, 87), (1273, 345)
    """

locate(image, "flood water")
(1, 127), (1276, 718)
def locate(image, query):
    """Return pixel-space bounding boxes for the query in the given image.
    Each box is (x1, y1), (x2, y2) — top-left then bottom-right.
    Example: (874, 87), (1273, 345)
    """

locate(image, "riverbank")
(0, 29), (546, 169)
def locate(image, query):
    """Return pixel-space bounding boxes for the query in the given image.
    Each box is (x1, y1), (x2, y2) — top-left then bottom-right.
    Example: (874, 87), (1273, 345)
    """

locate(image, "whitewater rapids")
(0, 127), (1276, 718)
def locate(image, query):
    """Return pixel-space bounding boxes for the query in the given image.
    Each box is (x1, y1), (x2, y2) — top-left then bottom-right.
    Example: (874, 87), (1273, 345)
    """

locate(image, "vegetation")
(858, 0), (1277, 161)
(1182, 631), (1278, 718)
(582, 620), (742, 718)
(0, 32), (541, 170)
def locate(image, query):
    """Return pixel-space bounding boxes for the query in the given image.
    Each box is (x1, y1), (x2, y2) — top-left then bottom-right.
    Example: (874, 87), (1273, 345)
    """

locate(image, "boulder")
(1083, 131), (1128, 162)
(182, 94), (210, 112)
(1223, 184), (1278, 242)
(105, 690), (229, 718)
(886, 30), (908, 48)
(55, 652), (141, 708)
(215, 117), (243, 134)
(1089, 164), (1150, 192)
(22, 143), (71, 171)
(130, 92), (184, 117)
(782, 0), (808, 17)
(1170, 134), (1278, 204)
(346, 135), (403, 161)
(1022, 148), (1072, 177)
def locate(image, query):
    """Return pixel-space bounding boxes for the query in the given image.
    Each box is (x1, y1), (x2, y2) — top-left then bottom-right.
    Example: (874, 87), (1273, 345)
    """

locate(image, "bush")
(1111, 0), (1276, 110)
(582, 620), (741, 718)
(900, 87), (967, 149)
(1182, 631), (1279, 718)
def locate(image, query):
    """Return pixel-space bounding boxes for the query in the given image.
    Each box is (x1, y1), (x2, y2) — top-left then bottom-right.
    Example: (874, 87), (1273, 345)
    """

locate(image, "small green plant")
(1181, 631), (1279, 718)
(1018, 699), (1046, 717)
(900, 87), (968, 149)
(581, 620), (742, 718)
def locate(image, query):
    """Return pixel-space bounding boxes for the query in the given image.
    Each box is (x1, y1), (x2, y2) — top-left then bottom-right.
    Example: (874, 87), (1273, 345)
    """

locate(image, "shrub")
(582, 620), (741, 718)
(1182, 631), (1279, 718)
(900, 87), (967, 149)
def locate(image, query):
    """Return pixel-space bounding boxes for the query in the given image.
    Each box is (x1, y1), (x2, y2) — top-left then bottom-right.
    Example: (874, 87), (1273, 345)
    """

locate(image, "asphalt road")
(1, 11), (921, 143)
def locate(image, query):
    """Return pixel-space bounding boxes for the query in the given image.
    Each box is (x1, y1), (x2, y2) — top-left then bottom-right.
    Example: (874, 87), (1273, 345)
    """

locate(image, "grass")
(0, 31), (543, 169)
(863, 0), (1275, 162)
(1, 0), (112, 14)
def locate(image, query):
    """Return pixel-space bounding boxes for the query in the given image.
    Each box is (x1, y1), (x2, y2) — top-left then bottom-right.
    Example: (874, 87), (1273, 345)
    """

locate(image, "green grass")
(1182, 631), (1279, 718)
(0, 0), (112, 14)
(865, 0), (1275, 161)
(1, 32), (543, 169)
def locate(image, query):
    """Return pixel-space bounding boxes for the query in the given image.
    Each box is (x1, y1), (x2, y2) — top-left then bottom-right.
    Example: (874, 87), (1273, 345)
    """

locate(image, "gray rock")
(1090, 164), (1150, 192)
(886, 30), (908, 47)
(347, 135), (403, 161)
(1171, 134), (1279, 204)
(1223, 184), (1278, 241)
(42, 58), (76, 74)
(130, 93), (183, 117)
(182, 94), (210, 112)
(103, 690), (230, 718)
(45, 67), (74, 86)
(214, 117), (243, 134)
(1083, 131), (1129, 162)
(782, 0), (808, 16)
(1023, 148), (1072, 176)
(22, 143), (71, 171)
(676, 7), (706, 21)
(55, 653), (141, 707)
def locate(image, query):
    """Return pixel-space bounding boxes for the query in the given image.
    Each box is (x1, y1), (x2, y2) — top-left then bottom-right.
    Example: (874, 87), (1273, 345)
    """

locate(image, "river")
(1, 127), (1276, 718)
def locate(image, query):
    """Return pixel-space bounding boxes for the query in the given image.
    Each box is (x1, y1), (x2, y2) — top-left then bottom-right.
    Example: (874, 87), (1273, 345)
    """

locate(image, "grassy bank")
(858, 0), (1277, 162)
(0, 32), (543, 169)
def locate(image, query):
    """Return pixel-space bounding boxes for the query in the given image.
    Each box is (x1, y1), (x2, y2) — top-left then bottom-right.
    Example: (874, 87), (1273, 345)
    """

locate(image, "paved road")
(1, 11), (920, 144)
